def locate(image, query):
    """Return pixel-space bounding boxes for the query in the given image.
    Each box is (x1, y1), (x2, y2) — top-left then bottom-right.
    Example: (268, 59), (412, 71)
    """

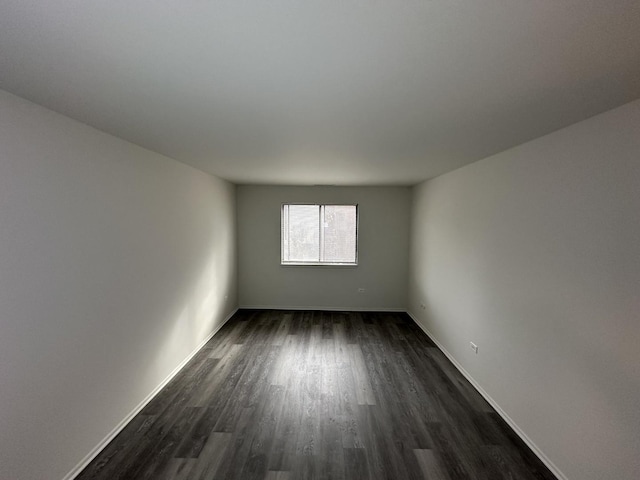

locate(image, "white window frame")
(281, 203), (359, 266)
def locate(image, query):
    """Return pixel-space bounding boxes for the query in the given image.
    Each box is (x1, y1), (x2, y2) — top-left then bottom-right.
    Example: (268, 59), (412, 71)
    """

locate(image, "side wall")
(408, 100), (640, 480)
(238, 185), (410, 310)
(0, 90), (238, 480)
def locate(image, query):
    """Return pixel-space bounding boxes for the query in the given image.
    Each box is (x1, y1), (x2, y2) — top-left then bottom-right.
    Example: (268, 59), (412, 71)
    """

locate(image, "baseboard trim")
(406, 310), (568, 480)
(239, 304), (405, 312)
(62, 307), (239, 480)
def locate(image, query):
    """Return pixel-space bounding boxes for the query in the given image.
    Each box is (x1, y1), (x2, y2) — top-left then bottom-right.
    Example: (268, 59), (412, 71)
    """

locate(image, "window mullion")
(319, 205), (324, 263)
(286, 205), (290, 262)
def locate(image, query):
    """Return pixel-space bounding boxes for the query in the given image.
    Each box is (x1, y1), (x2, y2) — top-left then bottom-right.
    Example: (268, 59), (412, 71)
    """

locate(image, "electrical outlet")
(358, 288), (366, 294)
(470, 342), (478, 354)
(420, 303), (426, 310)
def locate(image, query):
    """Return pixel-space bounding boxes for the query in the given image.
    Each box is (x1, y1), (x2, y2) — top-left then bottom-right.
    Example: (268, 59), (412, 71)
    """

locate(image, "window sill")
(281, 262), (358, 267)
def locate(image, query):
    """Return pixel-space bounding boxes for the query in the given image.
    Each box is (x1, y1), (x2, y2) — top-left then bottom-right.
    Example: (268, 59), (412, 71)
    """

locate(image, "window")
(282, 204), (358, 265)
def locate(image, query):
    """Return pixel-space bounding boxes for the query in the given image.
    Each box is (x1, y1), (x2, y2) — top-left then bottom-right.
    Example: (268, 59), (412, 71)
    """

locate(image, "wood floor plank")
(414, 449), (451, 480)
(343, 447), (370, 480)
(76, 309), (558, 480)
(347, 344), (376, 406)
(190, 344), (244, 407)
(137, 406), (203, 479)
(213, 406), (257, 478)
(267, 363), (302, 472)
(271, 333), (296, 387)
(209, 321), (247, 359)
(213, 347), (269, 432)
(336, 362), (365, 449)
(181, 431), (232, 480)
(238, 385), (286, 480)
(158, 458), (196, 480)
(264, 471), (291, 480)
(272, 313), (293, 346)
(332, 322), (350, 365)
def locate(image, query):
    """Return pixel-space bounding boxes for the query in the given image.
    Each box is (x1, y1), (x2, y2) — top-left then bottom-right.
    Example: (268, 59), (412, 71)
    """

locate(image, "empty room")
(1, 2), (639, 480)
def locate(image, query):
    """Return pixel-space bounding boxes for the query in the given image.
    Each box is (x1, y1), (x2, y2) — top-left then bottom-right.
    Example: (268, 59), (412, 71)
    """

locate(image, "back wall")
(237, 185), (410, 310)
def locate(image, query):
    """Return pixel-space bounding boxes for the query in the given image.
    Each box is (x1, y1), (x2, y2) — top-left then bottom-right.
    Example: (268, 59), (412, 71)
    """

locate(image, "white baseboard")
(406, 310), (567, 480)
(239, 304), (405, 312)
(62, 307), (239, 480)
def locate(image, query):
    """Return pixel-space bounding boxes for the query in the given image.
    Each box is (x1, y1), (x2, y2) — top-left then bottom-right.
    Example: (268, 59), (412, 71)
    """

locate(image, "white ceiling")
(1, 1), (639, 185)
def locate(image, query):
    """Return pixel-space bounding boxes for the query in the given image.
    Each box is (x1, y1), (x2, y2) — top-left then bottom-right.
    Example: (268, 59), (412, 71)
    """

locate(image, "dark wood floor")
(76, 310), (557, 480)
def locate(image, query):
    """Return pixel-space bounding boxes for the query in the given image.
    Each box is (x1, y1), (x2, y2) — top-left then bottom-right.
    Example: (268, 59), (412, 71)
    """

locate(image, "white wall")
(238, 186), (410, 310)
(0, 90), (238, 480)
(408, 100), (640, 480)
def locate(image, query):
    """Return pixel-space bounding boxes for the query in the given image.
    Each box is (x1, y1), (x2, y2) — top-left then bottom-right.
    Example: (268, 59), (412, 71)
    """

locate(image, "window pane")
(323, 205), (357, 263)
(284, 205), (320, 262)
